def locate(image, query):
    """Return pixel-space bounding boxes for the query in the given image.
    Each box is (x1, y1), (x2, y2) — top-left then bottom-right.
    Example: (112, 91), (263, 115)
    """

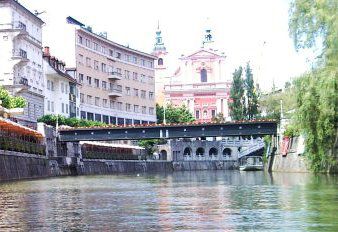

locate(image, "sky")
(21, 0), (314, 92)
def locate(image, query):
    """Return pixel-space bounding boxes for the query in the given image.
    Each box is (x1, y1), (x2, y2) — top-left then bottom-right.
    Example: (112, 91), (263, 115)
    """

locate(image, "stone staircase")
(238, 140), (265, 159)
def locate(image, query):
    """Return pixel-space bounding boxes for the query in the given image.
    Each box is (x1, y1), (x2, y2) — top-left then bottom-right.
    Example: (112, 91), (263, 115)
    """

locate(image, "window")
(78, 35), (83, 44)
(93, 42), (98, 51)
(196, 110), (200, 119)
(116, 52), (121, 59)
(141, 59), (145, 66)
(65, 84), (68, 94)
(110, 100), (115, 109)
(125, 54), (130, 61)
(47, 80), (51, 90)
(149, 107), (154, 115)
(158, 58), (163, 66)
(51, 81), (54, 91)
(125, 87), (130, 95)
(80, 93), (84, 103)
(140, 74), (146, 83)
(66, 104), (69, 114)
(134, 105), (139, 113)
(103, 99), (108, 108)
(78, 73), (84, 83)
(87, 76), (92, 85)
(203, 110), (208, 118)
(134, 88), (139, 97)
(78, 54), (84, 65)
(102, 81), (107, 90)
(87, 95), (92, 105)
(94, 60), (99, 70)
(141, 90), (146, 98)
(101, 63), (106, 73)
(117, 102), (123, 110)
(61, 103), (65, 113)
(133, 72), (138, 81)
(109, 49), (114, 57)
(47, 100), (50, 111)
(87, 112), (94, 121)
(61, 83), (64, 93)
(86, 57), (91, 67)
(51, 101), (54, 112)
(95, 97), (100, 106)
(94, 78), (99, 88)
(124, 70), (130, 79)
(116, 68), (121, 75)
(101, 46), (106, 54)
(149, 92), (154, 99)
(132, 56), (137, 64)
(126, 103), (131, 112)
(201, 68), (207, 82)
(211, 109), (216, 118)
(85, 39), (91, 48)
(142, 106), (146, 114)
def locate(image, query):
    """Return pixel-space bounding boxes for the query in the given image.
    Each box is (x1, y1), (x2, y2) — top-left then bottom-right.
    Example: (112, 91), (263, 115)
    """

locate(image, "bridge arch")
(183, 147), (192, 156)
(196, 147), (205, 156)
(223, 148), (232, 157)
(159, 150), (167, 160)
(209, 147), (218, 157)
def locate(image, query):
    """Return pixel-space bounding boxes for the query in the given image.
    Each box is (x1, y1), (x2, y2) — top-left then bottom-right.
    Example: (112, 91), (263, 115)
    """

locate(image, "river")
(0, 171), (337, 231)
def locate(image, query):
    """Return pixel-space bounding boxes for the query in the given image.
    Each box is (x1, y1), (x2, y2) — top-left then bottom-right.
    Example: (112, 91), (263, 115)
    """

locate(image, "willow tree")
(289, 0), (338, 172)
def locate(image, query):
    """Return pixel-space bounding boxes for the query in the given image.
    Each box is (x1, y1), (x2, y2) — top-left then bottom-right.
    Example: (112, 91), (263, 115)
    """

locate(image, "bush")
(38, 114), (107, 127)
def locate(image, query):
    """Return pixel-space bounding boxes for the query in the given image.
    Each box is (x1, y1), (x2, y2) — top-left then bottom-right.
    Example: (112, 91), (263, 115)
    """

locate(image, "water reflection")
(0, 171), (337, 231)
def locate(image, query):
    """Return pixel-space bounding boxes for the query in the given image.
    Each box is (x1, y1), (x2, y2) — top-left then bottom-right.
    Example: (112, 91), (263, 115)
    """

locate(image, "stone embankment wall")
(0, 150), (49, 181)
(78, 160), (173, 175)
(271, 153), (308, 172)
(173, 160), (237, 171)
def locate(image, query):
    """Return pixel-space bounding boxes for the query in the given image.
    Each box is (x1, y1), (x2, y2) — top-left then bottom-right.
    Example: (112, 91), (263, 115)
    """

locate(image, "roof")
(78, 28), (157, 60)
(180, 49), (226, 60)
(80, 141), (144, 150)
(0, 117), (44, 139)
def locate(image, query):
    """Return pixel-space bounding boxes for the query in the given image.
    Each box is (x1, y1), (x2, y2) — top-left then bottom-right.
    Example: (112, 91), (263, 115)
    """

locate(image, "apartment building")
(43, 47), (80, 118)
(0, 0), (44, 127)
(75, 26), (157, 125)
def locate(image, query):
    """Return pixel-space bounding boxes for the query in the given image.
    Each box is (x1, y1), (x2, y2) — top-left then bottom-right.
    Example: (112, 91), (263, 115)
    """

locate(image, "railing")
(0, 21), (26, 31)
(13, 49), (28, 59)
(0, 136), (46, 156)
(238, 141), (265, 159)
(221, 138), (263, 147)
(19, 77), (29, 86)
(82, 151), (138, 160)
(109, 71), (122, 77)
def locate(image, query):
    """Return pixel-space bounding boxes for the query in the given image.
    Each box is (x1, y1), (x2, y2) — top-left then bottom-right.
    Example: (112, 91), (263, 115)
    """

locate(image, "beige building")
(73, 23), (157, 125)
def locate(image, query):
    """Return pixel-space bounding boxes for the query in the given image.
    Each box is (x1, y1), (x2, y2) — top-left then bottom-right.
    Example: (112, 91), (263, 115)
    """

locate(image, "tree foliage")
(0, 87), (26, 109)
(156, 103), (195, 124)
(211, 113), (226, 123)
(289, 0), (338, 172)
(244, 63), (260, 119)
(229, 67), (245, 120)
(38, 114), (107, 127)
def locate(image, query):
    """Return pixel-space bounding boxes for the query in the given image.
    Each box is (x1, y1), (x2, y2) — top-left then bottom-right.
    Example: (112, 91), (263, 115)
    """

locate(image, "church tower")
(152, 22), (169, 105)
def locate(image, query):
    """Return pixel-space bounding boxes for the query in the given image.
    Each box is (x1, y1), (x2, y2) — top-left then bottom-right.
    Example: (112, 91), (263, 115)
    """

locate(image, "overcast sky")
(21, 0), (314, 91)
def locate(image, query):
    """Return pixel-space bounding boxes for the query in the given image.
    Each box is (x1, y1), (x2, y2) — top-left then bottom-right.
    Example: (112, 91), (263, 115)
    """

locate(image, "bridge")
(58, 120), (277, 142)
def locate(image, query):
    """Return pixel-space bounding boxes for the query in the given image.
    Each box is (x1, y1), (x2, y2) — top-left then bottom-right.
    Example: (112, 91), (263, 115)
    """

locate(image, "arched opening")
(200, 68), (207, 82)
(223, 148), (232, 157)
(203, 110), (208, 119)
(158, 58), (163, 66)
(196, 147), (205, 156)
(183, 147), (192, 156)
(209, 147), (218, 157)
(159, 150), (167, 160)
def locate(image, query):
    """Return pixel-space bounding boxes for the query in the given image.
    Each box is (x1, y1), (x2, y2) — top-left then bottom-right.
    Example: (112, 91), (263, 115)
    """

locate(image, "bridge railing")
(238, 141), (265, 159)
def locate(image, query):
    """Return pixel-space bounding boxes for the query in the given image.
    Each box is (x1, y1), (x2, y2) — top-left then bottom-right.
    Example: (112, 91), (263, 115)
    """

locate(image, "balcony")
(0, 21), (27, 33)
(108, 87), (123, 97)
(19, 77), (29, 86)
(108, 71), (122, 81)
(69, 93), (76, 102)
(12, 49), (29, 62)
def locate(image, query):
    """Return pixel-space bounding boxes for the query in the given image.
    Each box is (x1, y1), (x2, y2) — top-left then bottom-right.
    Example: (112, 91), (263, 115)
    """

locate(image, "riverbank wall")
(0, 150), (50, 181)
(271, 153), (308, 172)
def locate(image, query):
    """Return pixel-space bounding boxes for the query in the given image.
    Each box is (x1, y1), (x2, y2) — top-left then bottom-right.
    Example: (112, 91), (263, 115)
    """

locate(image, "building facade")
(0, 0), (44, 126)
(43, 47), (80, 118)
(163, 28), (231, 122)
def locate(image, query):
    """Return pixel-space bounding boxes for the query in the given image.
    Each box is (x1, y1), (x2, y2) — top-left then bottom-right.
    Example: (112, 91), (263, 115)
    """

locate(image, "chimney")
(44, 46), (50, 56)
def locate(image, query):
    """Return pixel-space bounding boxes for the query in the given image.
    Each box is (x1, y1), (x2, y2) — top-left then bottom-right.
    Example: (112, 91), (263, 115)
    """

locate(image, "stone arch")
(159, 150), (167, 160)
(196, 147), (205, 156)
(183, 147), (192, 156)
(209, 147), (218, 157)
(158, 58), (163, 66)
(223, 148), (232, 157)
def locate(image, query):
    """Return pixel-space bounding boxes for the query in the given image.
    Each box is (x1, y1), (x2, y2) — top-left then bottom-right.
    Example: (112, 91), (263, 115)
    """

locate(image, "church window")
(203, 110), (208, 118)
(195, 110), (200, 119)
(201, 68), (207, 82)
(158, 58), (163, 66)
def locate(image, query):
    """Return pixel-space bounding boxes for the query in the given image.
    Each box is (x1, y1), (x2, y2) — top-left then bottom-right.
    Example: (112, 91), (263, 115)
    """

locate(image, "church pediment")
(182, 49), (225, 60)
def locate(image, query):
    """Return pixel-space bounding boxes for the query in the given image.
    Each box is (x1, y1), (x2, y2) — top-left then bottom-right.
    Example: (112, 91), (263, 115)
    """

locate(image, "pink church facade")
(164, 48), (232, 123)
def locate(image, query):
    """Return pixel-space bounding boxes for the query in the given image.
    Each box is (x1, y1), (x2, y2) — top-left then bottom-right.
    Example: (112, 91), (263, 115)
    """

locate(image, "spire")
(154, 21), (166, 52)
(202, 17), (214, 48)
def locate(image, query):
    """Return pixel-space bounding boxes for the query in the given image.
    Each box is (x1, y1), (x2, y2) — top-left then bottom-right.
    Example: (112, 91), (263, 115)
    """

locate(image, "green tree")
(0, 87), (26, 109)
(289, 0), (338, 172)
(244, 63), (259, 119)
(156, 104), (194, 124)
(38, 114), (107, 127)
(211, 113), (226, 123)
(229, 66), (245, 120)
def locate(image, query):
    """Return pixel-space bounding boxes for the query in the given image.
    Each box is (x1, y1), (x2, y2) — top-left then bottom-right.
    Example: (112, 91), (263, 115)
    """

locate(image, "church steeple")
(154, 21), (166, 52)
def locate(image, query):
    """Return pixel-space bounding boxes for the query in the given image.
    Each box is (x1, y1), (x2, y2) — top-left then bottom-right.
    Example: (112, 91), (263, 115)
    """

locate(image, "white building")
(43, 47), (80, 118)
(0, 0), (44, 127)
